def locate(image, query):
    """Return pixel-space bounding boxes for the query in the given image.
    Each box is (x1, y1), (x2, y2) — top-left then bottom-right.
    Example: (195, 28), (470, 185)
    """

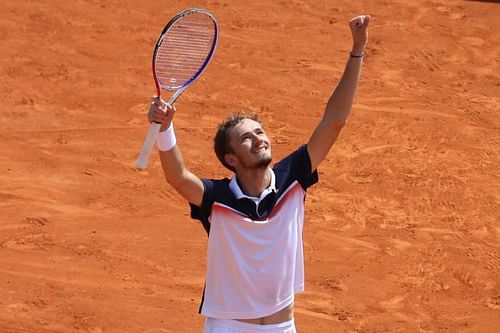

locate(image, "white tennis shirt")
(190, 145), (318, 319)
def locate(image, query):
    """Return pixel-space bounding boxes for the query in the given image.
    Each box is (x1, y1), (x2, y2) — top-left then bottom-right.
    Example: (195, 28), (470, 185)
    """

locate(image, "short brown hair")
(214, 112), (261, 172)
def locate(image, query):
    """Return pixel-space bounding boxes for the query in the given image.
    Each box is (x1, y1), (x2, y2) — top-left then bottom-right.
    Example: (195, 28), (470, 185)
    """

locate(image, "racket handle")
(135, 122), (162, 170)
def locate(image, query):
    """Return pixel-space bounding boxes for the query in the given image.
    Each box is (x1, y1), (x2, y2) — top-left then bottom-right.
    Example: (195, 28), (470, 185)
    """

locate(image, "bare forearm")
(306, 15), (370, 171)
(325, 53), (364, 125)
(159, 146), (203, 206)
(324, 13), (369, 125)
(159, 146), (188, 188)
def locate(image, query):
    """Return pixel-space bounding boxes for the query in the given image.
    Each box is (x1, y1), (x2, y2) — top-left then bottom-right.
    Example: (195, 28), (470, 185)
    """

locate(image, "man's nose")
(252, 133), (264, 144)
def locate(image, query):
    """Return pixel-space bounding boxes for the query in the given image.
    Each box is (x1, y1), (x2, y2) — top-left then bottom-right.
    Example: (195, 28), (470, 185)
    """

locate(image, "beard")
(253, 154), (272, 170)
(238, 149), (272, 171)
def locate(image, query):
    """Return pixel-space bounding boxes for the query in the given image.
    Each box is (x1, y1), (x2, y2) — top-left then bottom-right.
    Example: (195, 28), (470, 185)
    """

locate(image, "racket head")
(152, 8), (219, 96)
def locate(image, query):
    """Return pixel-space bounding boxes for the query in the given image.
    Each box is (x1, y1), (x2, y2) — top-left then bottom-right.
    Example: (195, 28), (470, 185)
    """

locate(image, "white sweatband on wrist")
(157, 123), (176, 151)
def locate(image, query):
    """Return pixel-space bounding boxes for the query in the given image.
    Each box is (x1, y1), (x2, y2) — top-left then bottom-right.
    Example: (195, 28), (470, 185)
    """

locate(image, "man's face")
(226, 118), (272, 171)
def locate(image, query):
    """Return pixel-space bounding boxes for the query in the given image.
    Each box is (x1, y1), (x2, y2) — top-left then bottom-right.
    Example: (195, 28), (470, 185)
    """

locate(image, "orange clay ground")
(0, 0), (499, 332)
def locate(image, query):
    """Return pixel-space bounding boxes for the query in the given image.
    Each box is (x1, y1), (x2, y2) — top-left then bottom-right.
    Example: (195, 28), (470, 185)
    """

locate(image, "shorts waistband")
(206, 317), (295, 331)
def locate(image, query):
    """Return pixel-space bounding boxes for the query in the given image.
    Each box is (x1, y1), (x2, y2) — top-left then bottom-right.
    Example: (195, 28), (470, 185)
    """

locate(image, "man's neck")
(235, 167), (271, 198)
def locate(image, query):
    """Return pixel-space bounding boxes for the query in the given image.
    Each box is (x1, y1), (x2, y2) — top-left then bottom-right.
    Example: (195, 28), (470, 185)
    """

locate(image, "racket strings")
(155, 13), (216, 88)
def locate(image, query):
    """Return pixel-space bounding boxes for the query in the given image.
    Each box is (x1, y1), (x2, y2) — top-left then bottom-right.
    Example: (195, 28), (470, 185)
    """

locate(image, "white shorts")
(203, 317), (296, 333)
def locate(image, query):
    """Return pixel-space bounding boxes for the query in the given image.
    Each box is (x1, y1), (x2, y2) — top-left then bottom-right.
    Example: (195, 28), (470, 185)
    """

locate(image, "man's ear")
(225, 153), (237, 169)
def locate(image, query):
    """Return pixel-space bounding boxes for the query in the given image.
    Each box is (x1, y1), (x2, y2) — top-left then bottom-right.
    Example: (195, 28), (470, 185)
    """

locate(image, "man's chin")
(255, 155), (272, 169)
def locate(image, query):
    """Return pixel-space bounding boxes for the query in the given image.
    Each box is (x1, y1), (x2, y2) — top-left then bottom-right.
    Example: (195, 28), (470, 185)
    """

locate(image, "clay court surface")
(1, 0), (499, 332)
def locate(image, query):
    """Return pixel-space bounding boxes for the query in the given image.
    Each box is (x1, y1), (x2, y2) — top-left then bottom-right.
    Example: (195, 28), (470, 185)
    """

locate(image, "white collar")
(229, 168), (276, 204)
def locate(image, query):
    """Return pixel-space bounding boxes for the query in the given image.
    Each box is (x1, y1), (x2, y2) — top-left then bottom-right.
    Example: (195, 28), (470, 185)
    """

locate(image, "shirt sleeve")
(274, 144), (319, 190)
(189, 179), (215, 233)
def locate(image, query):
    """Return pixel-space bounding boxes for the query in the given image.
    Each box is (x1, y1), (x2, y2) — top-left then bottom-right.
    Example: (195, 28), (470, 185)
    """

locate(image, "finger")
(160, 106), (174, 125)
(154, 105), (175, 120)
(148, 101), (161, 115)
(363, 15), (371, 28)
(151, 112), (167, 124)
(151, 96), (168, 111)
(349, 17), (361, 29)
(151, 96), (161, 106)
(153, 107), (166, 116)
(350, 15), (370, 30)
(148, 103), (164, 123)
(148, 98), (176, 123)
(165, 104), (176, 113)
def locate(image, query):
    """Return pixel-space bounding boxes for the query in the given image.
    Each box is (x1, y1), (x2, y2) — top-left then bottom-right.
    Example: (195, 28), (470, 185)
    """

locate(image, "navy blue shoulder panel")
(274, 144), (318, 193)
(189, 178), (232, 234)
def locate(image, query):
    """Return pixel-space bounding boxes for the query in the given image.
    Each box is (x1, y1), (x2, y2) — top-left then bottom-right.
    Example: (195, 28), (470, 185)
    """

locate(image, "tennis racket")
(135, 8), (219, 170)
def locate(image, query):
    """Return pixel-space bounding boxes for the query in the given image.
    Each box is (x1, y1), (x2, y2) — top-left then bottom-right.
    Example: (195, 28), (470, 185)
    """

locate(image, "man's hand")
(147, 96), (176, 131)
(349, 15), (370, 56)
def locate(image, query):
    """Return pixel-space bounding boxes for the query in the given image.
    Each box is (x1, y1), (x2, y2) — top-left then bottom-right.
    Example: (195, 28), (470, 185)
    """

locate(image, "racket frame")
(153, 7), (219, 99)
(135, 8), (219, 170)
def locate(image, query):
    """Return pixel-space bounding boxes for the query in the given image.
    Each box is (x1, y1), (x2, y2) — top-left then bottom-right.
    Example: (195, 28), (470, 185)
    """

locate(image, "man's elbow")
(331, 119), (346, 129)
(323, 109), (348, 129)
(165, 175), (183, 191)
(324, 117), (346, 131)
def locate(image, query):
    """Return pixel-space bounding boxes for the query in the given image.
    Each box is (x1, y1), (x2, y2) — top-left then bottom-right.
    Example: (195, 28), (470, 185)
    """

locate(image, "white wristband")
(157, 123), (176, 151)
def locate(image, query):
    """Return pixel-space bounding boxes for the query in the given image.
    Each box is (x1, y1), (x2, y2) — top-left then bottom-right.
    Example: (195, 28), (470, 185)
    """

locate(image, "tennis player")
(148, 15), (370, 333)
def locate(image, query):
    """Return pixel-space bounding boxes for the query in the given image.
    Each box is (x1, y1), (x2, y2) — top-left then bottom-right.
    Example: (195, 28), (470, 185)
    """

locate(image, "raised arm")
(307, 15), (370, 171)
(148, 97), (204, 207)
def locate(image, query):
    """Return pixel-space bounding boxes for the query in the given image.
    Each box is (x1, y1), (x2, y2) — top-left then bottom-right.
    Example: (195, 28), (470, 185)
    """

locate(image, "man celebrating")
(148, 15), (370, 333)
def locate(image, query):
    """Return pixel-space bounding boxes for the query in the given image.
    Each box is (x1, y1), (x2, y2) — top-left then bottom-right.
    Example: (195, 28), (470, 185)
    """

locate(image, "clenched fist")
(349, 15), (371, 56)
(147, 96), (176, 132)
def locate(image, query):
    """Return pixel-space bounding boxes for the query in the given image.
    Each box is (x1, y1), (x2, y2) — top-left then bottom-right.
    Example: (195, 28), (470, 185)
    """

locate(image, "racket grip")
(135, 122), (162, 170)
